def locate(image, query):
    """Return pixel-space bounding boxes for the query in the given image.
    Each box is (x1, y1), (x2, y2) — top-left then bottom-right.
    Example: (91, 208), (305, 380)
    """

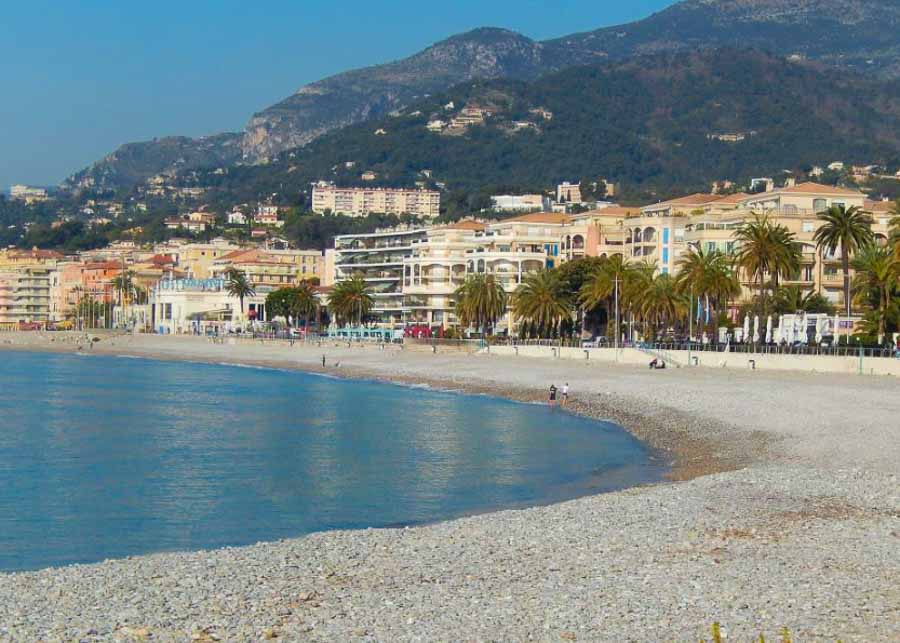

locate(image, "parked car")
(581, 336), (608, 348)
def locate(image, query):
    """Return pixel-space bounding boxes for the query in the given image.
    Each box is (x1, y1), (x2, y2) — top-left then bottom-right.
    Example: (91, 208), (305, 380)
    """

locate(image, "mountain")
(241, 28), (554, 161)
(62, 133), (242, 193)
(241, 0), (900, 161)
(66, 0), (900, 189)
(194, 49), (900, 210)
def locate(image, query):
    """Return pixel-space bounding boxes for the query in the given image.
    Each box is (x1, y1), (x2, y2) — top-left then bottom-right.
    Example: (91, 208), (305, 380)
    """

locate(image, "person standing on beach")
(322, 354), (326, 367)
(548, 384), (557, 406)
(561, 383), (569, 407)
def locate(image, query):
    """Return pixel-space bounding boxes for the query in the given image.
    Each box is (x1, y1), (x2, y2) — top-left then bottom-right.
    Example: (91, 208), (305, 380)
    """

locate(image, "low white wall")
(486, 345), (900, 377)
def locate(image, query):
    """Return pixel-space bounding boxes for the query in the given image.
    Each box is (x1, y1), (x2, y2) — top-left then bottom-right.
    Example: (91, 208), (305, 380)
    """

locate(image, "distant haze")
(0, 0), (673, 189)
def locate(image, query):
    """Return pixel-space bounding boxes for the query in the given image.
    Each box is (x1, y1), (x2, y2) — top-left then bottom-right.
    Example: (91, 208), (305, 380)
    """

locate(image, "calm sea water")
(0, 351), (665, 571)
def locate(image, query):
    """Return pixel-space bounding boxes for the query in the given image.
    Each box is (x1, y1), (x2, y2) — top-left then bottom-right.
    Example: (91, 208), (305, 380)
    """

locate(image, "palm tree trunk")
(841, 247), (851, 317)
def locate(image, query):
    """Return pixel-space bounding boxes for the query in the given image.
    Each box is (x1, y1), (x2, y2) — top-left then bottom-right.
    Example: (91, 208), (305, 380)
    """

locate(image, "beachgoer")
(561, 383), (569, 406)
(548, 384), (557, 406)
(648, 358), (658, 369)
(322, 354), (326, 367)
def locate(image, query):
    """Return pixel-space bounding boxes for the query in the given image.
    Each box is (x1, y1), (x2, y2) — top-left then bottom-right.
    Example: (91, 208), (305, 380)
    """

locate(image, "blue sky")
(0, 0), (675, 189)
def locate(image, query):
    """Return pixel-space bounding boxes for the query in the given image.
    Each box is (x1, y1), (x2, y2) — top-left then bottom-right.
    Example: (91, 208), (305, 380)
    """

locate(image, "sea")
(0, 351), (666, 571)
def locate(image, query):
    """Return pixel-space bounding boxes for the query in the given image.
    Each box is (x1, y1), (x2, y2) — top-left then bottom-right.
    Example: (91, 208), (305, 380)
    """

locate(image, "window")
(813, 199), (827, 212)
(663, 227), (670, 245)
(662, 248), (669, 264)
(802, 221), (815, 233)
(804, 266), (813, 282)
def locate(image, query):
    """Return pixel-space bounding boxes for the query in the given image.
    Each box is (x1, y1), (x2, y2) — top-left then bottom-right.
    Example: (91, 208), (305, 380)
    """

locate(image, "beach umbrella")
(815, 316), (825, 344)
(833, 313), (841, 340)
(743, 315), (750, 343)
(765, 315), (773, 344)
(752, 315), (760, 344)
(800, 311), (809, 344)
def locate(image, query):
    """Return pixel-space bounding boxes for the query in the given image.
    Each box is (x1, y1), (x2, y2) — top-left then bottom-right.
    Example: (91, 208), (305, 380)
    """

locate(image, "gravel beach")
(0, 333), (898, 641)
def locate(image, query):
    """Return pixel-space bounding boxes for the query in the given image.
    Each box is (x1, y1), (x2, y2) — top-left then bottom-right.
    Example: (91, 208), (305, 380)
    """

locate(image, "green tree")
(454, 273), (508, 335)
(772, 285), (834, 315)
(511, 270), (572, 337)
(329, 277), (374, 326)
(675, 247), (740, 337)
(637, 272), (686, 341)
(851, 244), (900, 342)
(889, 200), (900, 257)
(813, 205), (874, 316)
(265, 287), (298, 325)
(735, 214), (800, 315)
(223, 267), (255, 314)
(578, 254), (633, 337)
(292, 281), (319, 330)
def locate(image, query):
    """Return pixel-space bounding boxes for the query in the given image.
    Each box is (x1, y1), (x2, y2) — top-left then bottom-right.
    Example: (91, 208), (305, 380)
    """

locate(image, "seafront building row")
(0, 181), (894, 334)
(0, 240), (324, 330)
(330, 182), (895, 331)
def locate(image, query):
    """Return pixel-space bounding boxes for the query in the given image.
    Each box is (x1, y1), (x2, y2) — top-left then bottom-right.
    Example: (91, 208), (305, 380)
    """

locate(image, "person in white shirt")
(561, 383), (569, 407)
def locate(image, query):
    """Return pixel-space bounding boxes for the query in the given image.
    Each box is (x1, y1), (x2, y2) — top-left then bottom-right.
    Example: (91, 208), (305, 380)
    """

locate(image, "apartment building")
(332, 226), (429, 325)
(0, 265), (53, 326)
(402, 217), (555, 331)
(9, 185), (48, 204)
(210, 248), (323, 290)
(311, 182), (441, 218)
(634, 183), (889, 307)
(556, 182), (582, 204)
(166, 241), (241, 279)
(489, 194), (550, 212)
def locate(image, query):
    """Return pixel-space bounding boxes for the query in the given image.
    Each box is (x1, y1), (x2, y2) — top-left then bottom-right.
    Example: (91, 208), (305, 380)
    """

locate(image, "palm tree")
(223, 267), (255, 315)
(512, 270), (572, 337)
(637, 273), (686, 341)
(851, 244), (899, 342)
(813, 205), (874, 316)
(111, 270), (136, 307)
(889, 200), (900, 257)
(454, 273), (508, 335)
(578, 255), (633, 338)
(734, 214), (800, 315)
(329, 276), (374, 326)
(675, 247), (740, 337)
(772, 285), (834, 315)
(292, 281), (319, 330)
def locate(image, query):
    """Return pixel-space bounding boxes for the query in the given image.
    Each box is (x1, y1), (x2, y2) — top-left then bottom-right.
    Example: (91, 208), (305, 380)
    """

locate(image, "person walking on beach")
(561, 383), (569, 407)
(322, 354), (326, 368)
(548, 384), (558, 406)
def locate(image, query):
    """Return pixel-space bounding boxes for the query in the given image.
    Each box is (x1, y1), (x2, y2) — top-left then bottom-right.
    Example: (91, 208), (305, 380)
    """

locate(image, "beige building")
(0, 265), (53, 326)
(311, 182), (440, 218)
(210, 248), (323, 289)
(402, 218), (554, 330)
(556, 182), (582, 204)
(632, 182), (889, 308)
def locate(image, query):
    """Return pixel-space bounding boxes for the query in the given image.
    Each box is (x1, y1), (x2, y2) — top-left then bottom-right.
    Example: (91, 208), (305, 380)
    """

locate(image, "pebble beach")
(0, 333), (898, 641)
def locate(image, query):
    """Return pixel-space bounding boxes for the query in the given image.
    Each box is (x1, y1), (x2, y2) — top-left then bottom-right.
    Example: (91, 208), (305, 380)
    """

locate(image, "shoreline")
(0, 333), (897, 641)
(0, 334), (760, 482)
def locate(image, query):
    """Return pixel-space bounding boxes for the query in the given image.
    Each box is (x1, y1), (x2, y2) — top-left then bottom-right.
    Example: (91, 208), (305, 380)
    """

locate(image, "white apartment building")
(9, 185), (48, 204)
(489, 194), (550, 212)
(332, 227), (429, 325)
(402, 215), (561, 331)
(311, 182), (440, 218)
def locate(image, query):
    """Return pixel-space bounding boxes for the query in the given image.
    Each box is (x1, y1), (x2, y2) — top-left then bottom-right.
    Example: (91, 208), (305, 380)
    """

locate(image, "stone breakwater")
(0, 333), (898, 641)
